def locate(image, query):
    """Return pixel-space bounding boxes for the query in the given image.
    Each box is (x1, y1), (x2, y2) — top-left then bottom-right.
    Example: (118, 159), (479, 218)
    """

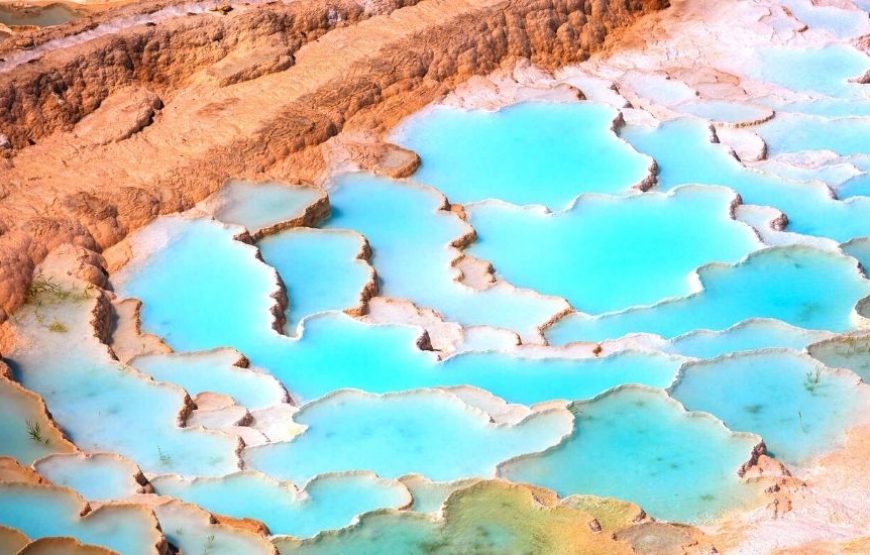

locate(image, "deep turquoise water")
(0, 484), (156, 555)
(8, 3), (870, 546)
(259, 228), (373, 334)
(467, 186), (758, 314)
(670, 350), (860, 463)
(621, 118), (870, 242)
(9, 298), (240, 476)
(547, 246), (870, 343)
(132, 349), (287, 409)
(35, 455), (140, 502)
(499, 387), (762, 523)
(394, 102), (651, 208)
(244, 390), (572, 483)
(325, 173), (568, 337)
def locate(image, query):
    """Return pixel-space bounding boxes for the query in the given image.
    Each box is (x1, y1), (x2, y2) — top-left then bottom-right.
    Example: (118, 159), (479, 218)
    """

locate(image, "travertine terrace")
(3, 0), (870, 553)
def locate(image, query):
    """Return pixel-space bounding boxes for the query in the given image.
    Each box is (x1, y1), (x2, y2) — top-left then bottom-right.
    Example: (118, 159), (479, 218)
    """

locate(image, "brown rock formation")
(0, 0), (668, 320)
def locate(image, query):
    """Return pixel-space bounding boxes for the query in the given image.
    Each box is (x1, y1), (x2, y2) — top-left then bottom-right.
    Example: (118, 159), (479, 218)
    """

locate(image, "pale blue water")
(0, 484), (156, 555)
(499, 387), (761, 523)
(131, 349), (286, 409)
(547, 246), (870, 343)
(116, 216), (681, 403)
(467, 186), (758, 314)
(325, 173), (567, 336)
(244, 390), (571, 483)
(809, 334), (870, 383)
(393, 102), (651, 208)
(753, 45), (870, 97)
(676, 100), (770, 124)
(39, 36), (870, 539)
(780, 0), (869, 39)
(839, 174), (870, 198)
(9, 298), (240, 476)
(756, 114), (870, 157)
(274, 512), (442, 555)
(621, 118), (870, 242)
(35, 455), (139, 501)
(116, 217), (278, 353)
(251, 313), (682, 403)
(155, 502), (274, 555)
(214, 180), (322, 236)
(670, 350), (860, 463)
(843, 239), (870, 272)
(668, 320), (830, 359)
(771, 99), (870, 118)
(259, 229), (373, 334)
(0, 378), (60, 465)
(154, 472), (409, 538)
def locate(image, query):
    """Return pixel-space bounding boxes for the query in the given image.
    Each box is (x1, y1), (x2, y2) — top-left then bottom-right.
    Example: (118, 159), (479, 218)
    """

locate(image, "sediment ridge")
(0, 0), (667, 321)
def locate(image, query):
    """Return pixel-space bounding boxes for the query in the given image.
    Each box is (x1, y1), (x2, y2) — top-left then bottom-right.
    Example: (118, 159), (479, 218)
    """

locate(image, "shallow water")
(393, 102), (651, 208)
(671, 350), (861, 463)
(467, 186), (759, 314)
(753, 44), (870, 97)
(116, 216), (279, 353)
(0, 377), (68, 465)
(34, 454), (141, 501)
(675, 100), (771, 125)
(213, 181), (322, 237)
(621, 118), (870, 242)
(325, 173), (568, 337)
(0, 484), (156, 555)
(499, 387), (762, 523)
(547, 246), (870, 343)
(155, 501), (273, 555)
(8, 294), (240, 476)
(668, 320), (831, 359)
(244, 390), (572, 483)
(154, 472), (410, 538)
(131, 349), (287, 410)
(0, 4), (80, 27)
(809, 333), (870, 383)
(756, 114), (870, 158)
(10, 0), (870, 542)
(259, 228), (372, 334)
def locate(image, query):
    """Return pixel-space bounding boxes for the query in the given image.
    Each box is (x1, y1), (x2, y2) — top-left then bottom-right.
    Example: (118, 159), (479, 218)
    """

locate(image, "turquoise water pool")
(7, 3), (870, 548)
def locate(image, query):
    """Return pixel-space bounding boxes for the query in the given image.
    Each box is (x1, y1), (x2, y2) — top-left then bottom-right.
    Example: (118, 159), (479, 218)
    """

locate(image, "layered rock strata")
(0, 0), (668, 321)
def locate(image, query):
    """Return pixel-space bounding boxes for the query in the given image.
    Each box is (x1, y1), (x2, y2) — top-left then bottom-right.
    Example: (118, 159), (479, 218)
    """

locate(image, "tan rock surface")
(0, 0), (666, 320)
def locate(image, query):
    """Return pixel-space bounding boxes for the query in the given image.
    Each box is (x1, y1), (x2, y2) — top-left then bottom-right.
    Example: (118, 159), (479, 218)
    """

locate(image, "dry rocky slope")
(0, 0), (666, 321)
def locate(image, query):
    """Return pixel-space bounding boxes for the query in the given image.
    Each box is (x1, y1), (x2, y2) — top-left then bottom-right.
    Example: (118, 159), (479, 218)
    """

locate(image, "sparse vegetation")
(26, 275), (91, 306)
(25, 419), (50, 445)
(201, 534), (217, 555)
(157, 446), (172, 467)
(803, 368), (822, 395)
(47, 318), (68, 333)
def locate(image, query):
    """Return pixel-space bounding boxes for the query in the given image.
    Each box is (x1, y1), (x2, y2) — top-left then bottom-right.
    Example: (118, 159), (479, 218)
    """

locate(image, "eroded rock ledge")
(0, 0), (668, 321)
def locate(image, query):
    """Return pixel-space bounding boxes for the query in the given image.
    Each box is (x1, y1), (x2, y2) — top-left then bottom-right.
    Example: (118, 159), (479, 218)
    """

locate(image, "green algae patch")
(277, 480), (635, 554)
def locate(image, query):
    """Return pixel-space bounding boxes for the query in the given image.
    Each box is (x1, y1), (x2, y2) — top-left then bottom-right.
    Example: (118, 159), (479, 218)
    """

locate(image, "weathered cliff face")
(0, 0), (667, 320)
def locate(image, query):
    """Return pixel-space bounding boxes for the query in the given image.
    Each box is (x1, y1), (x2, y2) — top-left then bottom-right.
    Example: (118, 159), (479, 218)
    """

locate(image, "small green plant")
(26, 275), (91, 306)
(803, 368), (822, 395)
(157, 446), (172, 467)
(47, 318), (68, 333)
(25, 419), (49, 445)
(201, 534), (216, 555)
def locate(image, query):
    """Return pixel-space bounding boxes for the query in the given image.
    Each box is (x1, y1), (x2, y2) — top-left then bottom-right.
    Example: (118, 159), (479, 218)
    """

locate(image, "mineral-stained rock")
(0, 0), (668, 320)
(73, 87), (163, 146)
